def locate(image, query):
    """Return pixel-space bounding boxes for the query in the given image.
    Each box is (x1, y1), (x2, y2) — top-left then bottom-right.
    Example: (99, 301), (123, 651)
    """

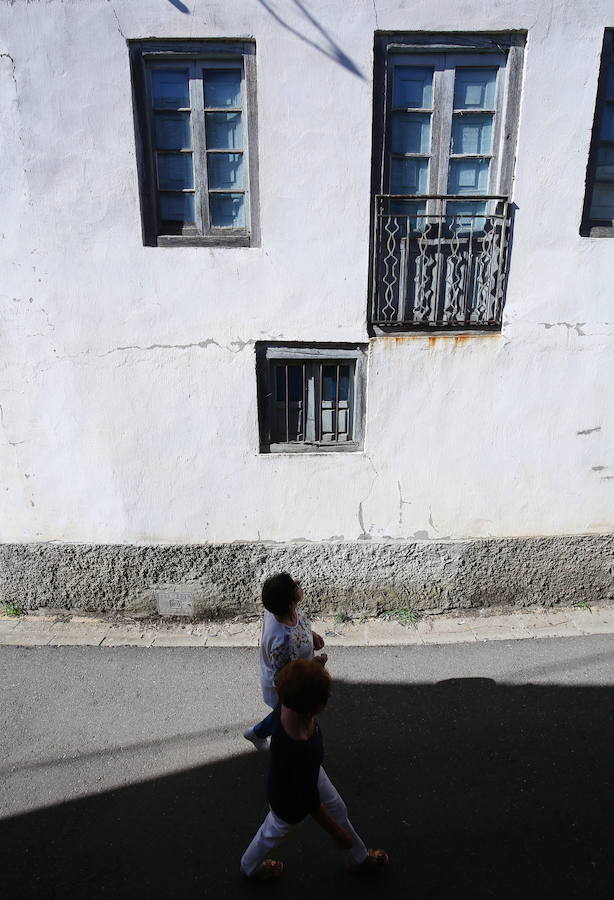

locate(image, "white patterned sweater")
(259, 608), (314, 707)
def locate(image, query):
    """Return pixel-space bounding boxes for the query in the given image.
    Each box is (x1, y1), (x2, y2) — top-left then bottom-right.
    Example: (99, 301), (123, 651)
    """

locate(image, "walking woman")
(241, 658), (388, 879)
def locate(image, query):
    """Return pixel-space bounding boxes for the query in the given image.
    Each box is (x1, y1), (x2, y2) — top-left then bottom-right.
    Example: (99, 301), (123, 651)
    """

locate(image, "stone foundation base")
(0, 536), (612, 618)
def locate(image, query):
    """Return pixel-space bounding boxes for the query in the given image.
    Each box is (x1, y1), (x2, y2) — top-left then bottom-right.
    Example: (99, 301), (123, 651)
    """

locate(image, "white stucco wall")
(0, 0), (612, 544)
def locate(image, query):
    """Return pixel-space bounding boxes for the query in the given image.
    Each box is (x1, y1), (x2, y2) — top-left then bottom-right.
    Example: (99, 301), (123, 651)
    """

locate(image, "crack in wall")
(54, 339), (255, 362)
(577, 426), (601, 436)
(371, 0), (379, 29)
(99, 340), (226, 356)
(397, 480), (411, 528)
(0, 52), (16, 85)
(357, 457), (379, 539)
(107, 0), (127, 39)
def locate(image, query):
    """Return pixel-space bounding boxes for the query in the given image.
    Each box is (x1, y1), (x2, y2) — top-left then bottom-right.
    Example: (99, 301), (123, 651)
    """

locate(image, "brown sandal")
(356, 849), (389, 871)
(250, 859), (284, 880)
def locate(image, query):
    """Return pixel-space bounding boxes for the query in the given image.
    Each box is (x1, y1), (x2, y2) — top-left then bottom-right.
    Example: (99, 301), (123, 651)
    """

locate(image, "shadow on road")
(1, 677), (612, 898)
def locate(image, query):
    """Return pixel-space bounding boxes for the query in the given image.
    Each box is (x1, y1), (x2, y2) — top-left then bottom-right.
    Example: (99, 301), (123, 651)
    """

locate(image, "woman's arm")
(311, 805), (353, 849)
(312, 631), (325, 651)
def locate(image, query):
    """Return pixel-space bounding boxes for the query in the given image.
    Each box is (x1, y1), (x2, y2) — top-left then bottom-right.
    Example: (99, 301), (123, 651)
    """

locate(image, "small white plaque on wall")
(155, 589), (195, 616)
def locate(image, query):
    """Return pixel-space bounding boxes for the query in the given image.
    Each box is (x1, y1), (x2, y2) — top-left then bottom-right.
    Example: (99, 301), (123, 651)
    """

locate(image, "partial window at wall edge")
(580, 30), (614, 237)
(255, 344), (368, 454)
(128, 39), (260, 248)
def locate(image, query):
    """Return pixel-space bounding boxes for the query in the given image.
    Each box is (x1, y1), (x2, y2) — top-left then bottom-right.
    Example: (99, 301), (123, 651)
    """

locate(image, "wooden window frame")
(580, 30), (614, 237)
(256, 344), (368, 454)
(129, 39), (260, 248)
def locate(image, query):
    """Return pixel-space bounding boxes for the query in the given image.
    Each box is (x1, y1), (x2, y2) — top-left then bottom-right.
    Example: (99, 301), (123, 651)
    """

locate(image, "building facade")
(1, 0), (612, 615)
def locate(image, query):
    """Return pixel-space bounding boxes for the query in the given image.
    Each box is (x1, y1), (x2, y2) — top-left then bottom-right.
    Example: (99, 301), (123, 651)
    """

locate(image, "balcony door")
(384, 53), (506, 222)
(371, 33), (525, 329)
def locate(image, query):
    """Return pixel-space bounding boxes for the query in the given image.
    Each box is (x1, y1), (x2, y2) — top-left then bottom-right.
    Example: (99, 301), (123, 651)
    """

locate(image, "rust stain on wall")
(375, 333), (500, 351)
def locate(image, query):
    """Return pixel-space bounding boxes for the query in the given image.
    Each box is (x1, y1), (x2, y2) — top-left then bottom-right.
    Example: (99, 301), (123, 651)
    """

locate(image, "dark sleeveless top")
(267, 705), (324, 824)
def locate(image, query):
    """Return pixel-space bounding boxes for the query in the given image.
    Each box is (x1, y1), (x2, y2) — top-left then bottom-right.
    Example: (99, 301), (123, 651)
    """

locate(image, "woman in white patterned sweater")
(243, 572), (327, 750)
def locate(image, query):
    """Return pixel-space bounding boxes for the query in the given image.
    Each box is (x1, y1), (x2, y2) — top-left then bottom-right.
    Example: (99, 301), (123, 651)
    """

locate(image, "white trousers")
(241, 767), (368, 876)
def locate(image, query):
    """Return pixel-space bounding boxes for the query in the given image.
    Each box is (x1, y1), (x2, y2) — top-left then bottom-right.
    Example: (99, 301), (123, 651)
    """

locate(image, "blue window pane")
(390, 157), (429, 193)
(157, 153), (194, 190)
(209, 193), (245, 227)
(321, 365), (350, 401)
(154, 113), (191, 150)
(207, 152), (244, 189)
(393, 66), (433, 108)
(203, 69), (242, 108)
(453, 68), (497, 110)
(392, 113), (431, 153)
(451, 114), (493, 154)
(205, 112), (243, 149)
(389, 199), (427, 232)
(322, 366), (336, 401)
(589, 182), (614, 221)
(151, 69), (190, 109)
(596, 143), (614, 181)
(275, 366), (285, 400)
(448, 159), (490, 194)
(159, 192), (195, 224)
(600, 103), (614, 141)
(288, 366), (303, 401)
(390, 200), (426, 217)
(606, 62), (614, 101)
(275, 365), (303, 401)
(446, 200), (487, 233)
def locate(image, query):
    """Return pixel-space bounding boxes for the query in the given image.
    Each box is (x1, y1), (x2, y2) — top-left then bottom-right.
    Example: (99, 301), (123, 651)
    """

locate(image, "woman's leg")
(252, 705), (277, 738)
(317, 768), (369, 868)
(240, 808), (294, 876)
(244, 703), (278, 749)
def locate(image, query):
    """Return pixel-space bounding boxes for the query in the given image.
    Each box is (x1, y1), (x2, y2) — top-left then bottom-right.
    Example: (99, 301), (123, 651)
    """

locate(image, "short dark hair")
(262, 572), (297, 616)
(276, 659), (331, 714)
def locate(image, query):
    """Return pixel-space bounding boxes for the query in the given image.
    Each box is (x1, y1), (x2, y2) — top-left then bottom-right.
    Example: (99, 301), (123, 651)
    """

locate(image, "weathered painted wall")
(1, 1), (612, 559)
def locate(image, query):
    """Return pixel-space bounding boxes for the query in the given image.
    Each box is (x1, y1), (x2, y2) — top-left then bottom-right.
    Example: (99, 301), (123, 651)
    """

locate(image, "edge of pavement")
(1, 603), (613, 648)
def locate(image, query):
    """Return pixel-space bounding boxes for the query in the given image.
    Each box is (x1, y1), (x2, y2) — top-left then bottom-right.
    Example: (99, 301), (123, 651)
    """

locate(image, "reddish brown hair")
(276, 659), (331, 714)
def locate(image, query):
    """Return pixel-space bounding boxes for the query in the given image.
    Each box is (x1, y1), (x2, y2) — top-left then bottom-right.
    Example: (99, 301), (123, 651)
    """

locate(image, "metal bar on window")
(284, 364), (290, 444)
(318, 362), (323, 442)
(465, 214), (475, 324)
(335, 363), (340, 442)
(301, 363), (306, 441)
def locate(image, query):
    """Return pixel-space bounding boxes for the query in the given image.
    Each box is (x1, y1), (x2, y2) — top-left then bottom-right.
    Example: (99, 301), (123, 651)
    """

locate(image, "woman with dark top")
(240, 658), (388, 880)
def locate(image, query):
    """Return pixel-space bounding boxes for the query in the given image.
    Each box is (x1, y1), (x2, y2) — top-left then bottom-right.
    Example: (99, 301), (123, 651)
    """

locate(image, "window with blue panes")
(130, 41), (257, 247)
(150, 62), (248, 233)
(383, 47), (512, 228)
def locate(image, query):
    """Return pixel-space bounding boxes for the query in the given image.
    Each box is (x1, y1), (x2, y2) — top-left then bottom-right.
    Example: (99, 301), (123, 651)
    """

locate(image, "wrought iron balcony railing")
(371, 195), (512, 329)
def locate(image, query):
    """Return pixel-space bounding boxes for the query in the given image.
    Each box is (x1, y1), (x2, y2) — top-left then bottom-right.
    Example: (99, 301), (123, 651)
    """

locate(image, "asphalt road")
(1, 636), (613, 899)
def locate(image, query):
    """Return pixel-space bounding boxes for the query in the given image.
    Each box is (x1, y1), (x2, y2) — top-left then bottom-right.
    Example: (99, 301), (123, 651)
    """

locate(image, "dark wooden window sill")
(157, 233), (251, 248)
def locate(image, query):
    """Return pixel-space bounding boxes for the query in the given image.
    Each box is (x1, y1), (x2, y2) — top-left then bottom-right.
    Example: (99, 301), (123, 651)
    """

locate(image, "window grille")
(257, 346), (367, 453)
